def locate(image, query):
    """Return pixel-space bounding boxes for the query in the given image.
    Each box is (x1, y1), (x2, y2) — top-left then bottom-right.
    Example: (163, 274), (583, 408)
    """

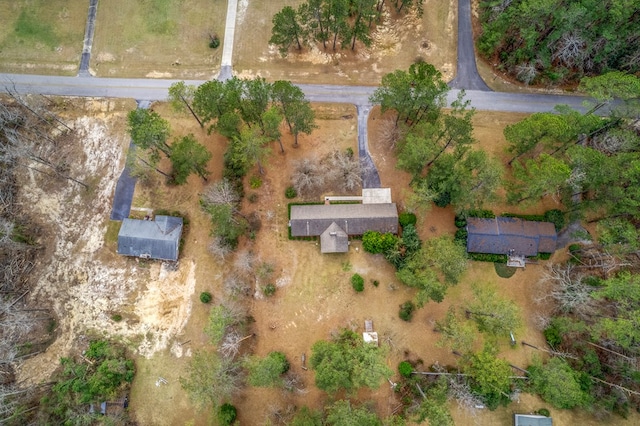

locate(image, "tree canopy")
(370, 62), (448, 126)
(309, 329), (392, 394)
(477, 0), (640, 85)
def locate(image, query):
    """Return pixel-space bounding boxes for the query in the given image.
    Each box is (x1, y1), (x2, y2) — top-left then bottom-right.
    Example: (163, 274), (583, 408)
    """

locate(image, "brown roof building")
(466, 217), (557, 257)
(290, 203), (398, 253)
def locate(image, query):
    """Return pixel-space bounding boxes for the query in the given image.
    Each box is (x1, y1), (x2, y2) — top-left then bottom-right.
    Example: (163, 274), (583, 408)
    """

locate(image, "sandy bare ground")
(15, 99), (199, 385)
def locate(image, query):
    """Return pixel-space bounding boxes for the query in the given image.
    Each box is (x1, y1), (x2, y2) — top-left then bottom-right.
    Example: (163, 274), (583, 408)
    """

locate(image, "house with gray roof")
(117, 215), (183, 261)
(466, 217), (557, 257)
(514, 413), (552, 426)
(290, 203), (398, 253)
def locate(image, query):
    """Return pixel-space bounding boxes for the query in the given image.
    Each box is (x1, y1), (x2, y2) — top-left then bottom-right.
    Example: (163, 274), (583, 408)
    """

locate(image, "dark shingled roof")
(320, 222), (349, 253)
(117, 215), (183, 261)
(466, 217), (557, 257)
(514, 414), (552, 426)
(290, 203), (398, 237)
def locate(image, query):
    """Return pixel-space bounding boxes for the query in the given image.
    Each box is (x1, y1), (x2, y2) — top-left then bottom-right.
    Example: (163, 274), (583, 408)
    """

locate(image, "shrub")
(466, 209), (495, 219)
(200, 292), (212, 304)
(454, 228), (468, 246)
(217, 403), (237, 426)
(372, 280), (379, 287)
(543, 324), (562, 347)
(284, 186), (297, 199)
(249, 175), (262, 189)
(469, 253), (507, 263)
(111, 314), (123, 322)
(262, 283), (276, 297)
(345, 147), (354, 158)
(398, 361), (413, 378)
(399, 301), (415, 322)
(399, 212), (417, 227)
(537, 252), (552, 260)
(209, 34), (220, 49)
(362, 231), (397, 254)
(568, 243), (581, 253)
(454, 215), (467, 228)
(544, 209), (565, 231)
(246, 351), (290, 387)
(537, 408), (550, 417)
(351, 274), (365, 292)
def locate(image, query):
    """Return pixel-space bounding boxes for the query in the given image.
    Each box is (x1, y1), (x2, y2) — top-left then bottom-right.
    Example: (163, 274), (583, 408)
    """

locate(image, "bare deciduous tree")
(324, 150), (362, 192)
(291, 157), (325, 198)
(538, 263), (596, 316)
(201, 179), (241, 208)
(208, 236), (232, 261)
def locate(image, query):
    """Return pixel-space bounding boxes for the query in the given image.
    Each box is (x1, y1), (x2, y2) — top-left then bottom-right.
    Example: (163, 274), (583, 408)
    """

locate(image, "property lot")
(233, 0), (457, 85)
(91, 0), (226, 78)
(0, 0), (86, 75)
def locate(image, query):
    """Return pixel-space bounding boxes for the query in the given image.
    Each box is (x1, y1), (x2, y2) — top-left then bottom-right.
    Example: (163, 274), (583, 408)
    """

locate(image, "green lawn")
(0, 0), (87, 75)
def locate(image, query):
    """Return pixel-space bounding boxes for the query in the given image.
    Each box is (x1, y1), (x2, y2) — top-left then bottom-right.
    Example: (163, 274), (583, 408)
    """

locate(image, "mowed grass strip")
(0, 0), (86, 75)
(92, 0), (226, 78)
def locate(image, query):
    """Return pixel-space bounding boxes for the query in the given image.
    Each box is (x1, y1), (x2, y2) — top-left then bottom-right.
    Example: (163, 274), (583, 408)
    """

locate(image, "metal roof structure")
(466, 217), (557, 257)
(290, 203), (398, 238)
(117, 215), (183, 261)
(514, 414), (552, 426)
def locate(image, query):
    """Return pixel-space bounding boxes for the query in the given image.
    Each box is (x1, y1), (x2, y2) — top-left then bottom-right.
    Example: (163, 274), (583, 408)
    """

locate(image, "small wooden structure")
(363, 319), (379, 346)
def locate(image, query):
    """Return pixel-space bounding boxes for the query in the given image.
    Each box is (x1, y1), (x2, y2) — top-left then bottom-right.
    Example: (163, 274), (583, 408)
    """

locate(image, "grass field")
(91, 0), (226, 79)
(0, 0), (86, 75)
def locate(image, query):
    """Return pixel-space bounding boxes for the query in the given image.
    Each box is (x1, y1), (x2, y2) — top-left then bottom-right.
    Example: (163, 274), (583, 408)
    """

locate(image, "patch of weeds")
(341, 261), (352, 271)
(111, 314), (123, 322)
(47, 319), (57, 334)
(249, 175), (262, 189)
(200, 292), (212, 303)
(248, 193), (259, 203)
(372, 279), (379, 287)
(285, 186), (297, 199)
(262, 283), (276, 297)
(104, 221), (121, 246)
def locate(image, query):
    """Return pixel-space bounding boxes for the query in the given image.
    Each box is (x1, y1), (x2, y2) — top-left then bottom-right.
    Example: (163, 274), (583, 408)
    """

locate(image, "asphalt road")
(448, 0), (491, 91)
(0, 74), (590, 114)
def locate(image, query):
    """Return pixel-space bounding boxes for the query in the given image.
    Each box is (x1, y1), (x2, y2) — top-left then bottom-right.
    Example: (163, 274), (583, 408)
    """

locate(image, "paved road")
(0, 74), (590, 113)
(79, 0), (99, 77)
(449, 0), (490, 91)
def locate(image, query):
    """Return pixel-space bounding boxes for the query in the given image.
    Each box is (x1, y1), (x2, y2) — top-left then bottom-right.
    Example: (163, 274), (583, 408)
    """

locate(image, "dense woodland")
(477, 0), (640, 85)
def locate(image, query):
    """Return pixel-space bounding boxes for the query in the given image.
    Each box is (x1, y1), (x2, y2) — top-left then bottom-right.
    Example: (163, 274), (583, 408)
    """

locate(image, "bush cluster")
(285, 186), (297, 199)
(351, 274), (365, 292)
(362, 231), (398, 254)
(398, 361), (413, 378)
(200, 292), (212, 303)
(399, 212), (417, 227)
(399, 301), (415, 322)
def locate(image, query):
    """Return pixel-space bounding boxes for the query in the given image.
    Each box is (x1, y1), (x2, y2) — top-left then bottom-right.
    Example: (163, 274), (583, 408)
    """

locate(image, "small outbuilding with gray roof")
(514, 413), (552, 426)
(117, 215), (183, 261)
(466, 217), (557, 257)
